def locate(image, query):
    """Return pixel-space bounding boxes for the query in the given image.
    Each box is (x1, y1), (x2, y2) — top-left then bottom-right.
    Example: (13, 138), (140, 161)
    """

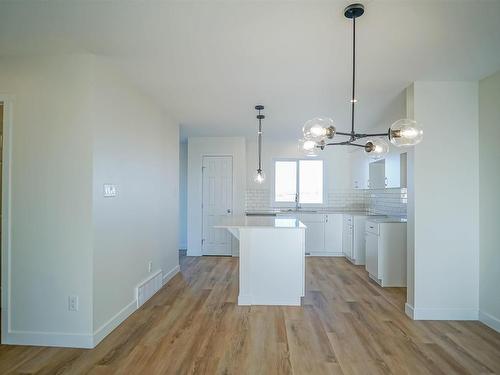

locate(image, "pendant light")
(253, 105), (266, 184)
(299, 3), (423, 158)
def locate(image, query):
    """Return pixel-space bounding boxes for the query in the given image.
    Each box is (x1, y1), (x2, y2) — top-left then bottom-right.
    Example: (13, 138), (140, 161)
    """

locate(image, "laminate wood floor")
(1, 254), (499, 374)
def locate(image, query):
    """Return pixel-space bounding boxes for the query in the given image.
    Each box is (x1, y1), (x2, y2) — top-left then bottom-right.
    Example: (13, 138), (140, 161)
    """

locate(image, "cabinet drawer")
(365, 221), (379, 235)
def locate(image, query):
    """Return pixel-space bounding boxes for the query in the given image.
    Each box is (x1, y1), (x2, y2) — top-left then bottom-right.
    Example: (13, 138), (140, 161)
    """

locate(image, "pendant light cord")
(258, 114), (262, 171)
(351, 17), (356, 137)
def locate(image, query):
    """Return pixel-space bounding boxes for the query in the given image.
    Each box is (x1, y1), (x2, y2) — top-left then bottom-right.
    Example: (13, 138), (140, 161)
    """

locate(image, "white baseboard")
(93, 300), (136, 347)
(411, 307), (478, 320)
(163, 264), (180, 285)
(94, 264), (180, 347)
(3, 330), (93, 348)
(405, 303), (414, 319)
(307, 252), (344, 257)
(479, 310), (500, 333)
(3, 264), (182, 349)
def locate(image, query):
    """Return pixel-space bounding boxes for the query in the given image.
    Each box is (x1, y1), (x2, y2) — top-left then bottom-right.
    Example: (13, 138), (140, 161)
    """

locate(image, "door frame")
(201, 155), (233, 256)
(1, 95), (14, 344)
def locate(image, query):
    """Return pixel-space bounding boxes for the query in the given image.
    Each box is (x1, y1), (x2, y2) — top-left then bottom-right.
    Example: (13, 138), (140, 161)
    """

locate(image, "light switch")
(103, 184), (118, 197)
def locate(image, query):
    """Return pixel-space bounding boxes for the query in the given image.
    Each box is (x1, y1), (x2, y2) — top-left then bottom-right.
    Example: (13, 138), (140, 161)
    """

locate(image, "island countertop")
(214, 215), (306, 229)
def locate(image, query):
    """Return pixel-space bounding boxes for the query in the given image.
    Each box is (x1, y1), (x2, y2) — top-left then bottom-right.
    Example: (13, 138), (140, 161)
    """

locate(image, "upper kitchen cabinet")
(385, 152), (408, 188)
(350, 150), (369, 189)
(369, 159), (385, 189)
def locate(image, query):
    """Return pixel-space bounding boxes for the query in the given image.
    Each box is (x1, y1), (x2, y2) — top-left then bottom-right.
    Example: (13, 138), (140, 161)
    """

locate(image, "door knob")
(227, 209), (231, 214)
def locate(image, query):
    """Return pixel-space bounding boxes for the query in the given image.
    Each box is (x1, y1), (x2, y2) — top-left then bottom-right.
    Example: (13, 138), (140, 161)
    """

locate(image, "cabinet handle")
(384, 177), (388, 187)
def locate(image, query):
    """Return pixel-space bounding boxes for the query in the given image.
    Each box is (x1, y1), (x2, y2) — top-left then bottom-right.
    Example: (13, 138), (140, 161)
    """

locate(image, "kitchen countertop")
(215, 215), (306, 229)
(246, 209), (385, 216)
(245, 209), (407, 223)
(366, 217), (407, 224)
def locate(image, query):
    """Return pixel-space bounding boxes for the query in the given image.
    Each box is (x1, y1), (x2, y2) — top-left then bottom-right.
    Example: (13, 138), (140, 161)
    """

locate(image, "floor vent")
(136, 270), (163, 308)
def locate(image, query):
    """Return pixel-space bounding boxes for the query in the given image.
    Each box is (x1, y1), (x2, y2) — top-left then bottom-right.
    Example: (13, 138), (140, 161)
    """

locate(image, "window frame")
(270, 158), (325, 208)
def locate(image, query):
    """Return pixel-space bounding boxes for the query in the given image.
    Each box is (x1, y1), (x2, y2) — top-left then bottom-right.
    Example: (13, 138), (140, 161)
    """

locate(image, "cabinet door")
(369, 160), (386, 189)
(342, 222), (352, 257)
(385, 152), (401, 188)
(325, 214), (343, 253)
(365, 232), (379, 277)
(304, 221), (325, 253)
(351, 151), (369, 189)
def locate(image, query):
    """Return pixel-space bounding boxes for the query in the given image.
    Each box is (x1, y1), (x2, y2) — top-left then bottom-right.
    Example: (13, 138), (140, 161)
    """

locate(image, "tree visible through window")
(273, 159), (323, 204)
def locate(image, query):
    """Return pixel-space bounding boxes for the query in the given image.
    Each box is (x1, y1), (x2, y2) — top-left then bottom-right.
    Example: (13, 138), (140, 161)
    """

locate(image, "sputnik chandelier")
(299, 3), (423, 158)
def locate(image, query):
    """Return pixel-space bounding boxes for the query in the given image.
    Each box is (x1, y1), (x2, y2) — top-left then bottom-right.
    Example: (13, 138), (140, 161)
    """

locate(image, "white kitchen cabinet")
(342, 215), (352, 258)
(296, 213), (325, 254)
(342, 214), (367, 265)
(350, 151), (369, 189)
(324, 214), (343, 255)
(369, 160), (385, 189)
(365, 231), (379, 278)
(384, 152), (407, 188)
(365, 220), (407, 287)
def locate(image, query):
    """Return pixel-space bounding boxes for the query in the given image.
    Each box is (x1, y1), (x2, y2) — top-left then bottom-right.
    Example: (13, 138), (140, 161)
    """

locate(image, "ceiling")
(1, 0), (500, 141)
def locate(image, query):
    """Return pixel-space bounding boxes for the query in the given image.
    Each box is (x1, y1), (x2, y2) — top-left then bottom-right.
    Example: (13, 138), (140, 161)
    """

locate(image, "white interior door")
(202, 156), (233, 256)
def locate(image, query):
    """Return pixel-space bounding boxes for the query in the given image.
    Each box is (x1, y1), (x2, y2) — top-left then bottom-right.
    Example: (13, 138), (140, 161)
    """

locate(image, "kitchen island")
(215, 216), (306, 306)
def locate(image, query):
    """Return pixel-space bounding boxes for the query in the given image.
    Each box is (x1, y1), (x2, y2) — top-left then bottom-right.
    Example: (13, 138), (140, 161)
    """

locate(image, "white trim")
(1, 96), (13, 345)
(405, 303), (414, 319)
(411, 307), (478, 320)
(479, 310), (500, 333)
(3, 330), (93, 349)
(307, 252), (343, 257)
(93, 299), (137, 347)
(162, 264), (180, 286)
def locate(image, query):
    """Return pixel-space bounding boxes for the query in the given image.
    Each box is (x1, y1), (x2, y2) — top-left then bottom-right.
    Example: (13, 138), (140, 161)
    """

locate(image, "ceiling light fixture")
(254, 105), (266, 184)
(299, 3), (423, 158)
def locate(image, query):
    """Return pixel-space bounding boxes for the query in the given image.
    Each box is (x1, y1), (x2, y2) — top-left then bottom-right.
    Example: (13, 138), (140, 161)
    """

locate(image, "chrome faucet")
(295, 193), (301, 211)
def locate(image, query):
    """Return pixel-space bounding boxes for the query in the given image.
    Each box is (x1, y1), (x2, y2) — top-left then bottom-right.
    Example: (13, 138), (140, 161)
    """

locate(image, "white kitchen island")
(215, 216), (306, 306)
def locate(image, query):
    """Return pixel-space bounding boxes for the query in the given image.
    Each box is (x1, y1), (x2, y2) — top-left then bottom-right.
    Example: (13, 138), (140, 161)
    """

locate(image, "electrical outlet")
(148, 261), (152, 273)
(68, 295), (79, 312)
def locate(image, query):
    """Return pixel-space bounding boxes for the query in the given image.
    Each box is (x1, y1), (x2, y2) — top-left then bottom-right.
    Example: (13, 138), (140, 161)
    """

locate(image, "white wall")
(408, 81), (479, 320)
(0, 55), (94, 344)
(0, 54), (179, 348)
(91, 58), (179, 337)
(179, 142), (188, 249)
(187, 137), (246, 256)
(478, 70), (500, 332)
(246, 139), (351, 193)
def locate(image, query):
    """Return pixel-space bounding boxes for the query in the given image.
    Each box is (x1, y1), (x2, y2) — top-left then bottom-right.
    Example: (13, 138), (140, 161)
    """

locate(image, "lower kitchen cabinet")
(279, 213), (343, 256)
(365, 220), (407, 287)
(324, 214), (343, 255)
(342, 214), (368, 265)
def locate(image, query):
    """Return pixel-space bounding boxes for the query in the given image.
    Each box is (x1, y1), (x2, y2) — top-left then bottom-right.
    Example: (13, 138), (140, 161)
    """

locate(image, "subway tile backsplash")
(366, 188), (407, 217)
(245, 187), (407, 217)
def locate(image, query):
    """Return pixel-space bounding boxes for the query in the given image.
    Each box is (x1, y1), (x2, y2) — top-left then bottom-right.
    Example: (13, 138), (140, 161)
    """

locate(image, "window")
(273, 159), (323, 205)
(274, 161), (297, 202)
